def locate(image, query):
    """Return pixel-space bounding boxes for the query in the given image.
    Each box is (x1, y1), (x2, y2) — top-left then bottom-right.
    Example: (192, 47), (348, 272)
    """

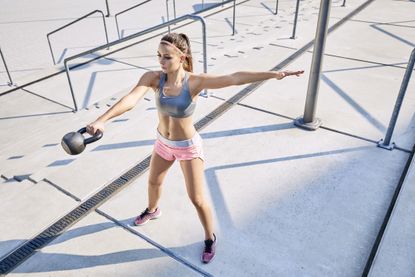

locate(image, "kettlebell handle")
(78, 127), (103, 145)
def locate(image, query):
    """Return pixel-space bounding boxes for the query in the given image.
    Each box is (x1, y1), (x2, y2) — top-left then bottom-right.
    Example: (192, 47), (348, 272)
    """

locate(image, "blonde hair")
(160, 33), (193, 72)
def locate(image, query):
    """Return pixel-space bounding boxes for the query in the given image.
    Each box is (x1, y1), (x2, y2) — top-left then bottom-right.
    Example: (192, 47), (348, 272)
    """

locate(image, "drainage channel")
(0, 0), (376, 275)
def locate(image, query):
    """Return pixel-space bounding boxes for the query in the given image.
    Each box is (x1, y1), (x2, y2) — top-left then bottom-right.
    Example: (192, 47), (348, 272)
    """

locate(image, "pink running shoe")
(201, 233), (217, 264)
(134, 208), (162, 226)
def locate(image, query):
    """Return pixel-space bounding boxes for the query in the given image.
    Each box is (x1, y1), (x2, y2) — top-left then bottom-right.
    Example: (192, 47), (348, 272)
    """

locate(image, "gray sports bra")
(156, 72), (196, 118)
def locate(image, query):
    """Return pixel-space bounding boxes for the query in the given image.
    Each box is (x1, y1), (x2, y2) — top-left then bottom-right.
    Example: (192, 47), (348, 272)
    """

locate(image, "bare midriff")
(157, 112), (196, 141)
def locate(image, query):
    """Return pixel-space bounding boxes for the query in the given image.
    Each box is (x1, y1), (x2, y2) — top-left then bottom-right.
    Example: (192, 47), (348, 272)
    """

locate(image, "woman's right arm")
(86, 71), (157, 135)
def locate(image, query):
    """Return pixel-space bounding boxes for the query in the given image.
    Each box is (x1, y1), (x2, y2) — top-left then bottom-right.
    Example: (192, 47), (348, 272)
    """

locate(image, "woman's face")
(158, 43), (183, 73)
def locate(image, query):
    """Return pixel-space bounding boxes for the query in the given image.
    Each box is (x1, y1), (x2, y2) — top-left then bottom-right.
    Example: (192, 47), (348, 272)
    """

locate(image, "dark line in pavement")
(43, 178), (81, 202)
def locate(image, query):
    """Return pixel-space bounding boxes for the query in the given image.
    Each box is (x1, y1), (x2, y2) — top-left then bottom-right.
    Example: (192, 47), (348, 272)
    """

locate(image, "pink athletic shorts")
(154, 130), (204, 162)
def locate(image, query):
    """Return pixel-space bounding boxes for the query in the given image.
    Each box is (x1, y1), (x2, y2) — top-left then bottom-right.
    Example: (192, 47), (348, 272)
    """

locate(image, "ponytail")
(179, 33), (193, 72)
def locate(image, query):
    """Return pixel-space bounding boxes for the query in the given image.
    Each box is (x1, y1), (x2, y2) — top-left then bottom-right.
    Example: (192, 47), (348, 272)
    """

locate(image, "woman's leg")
(147, 150), (175, 212)
(180, 158), (214, 240)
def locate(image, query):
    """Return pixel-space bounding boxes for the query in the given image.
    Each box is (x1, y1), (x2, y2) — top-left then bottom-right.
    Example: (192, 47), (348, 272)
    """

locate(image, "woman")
(86, 32), (304, 264)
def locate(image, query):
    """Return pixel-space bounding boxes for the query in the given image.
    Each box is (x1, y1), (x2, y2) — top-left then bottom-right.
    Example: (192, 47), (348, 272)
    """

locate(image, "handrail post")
(47, 10), (109, 65)
(105, 0), (110, 17)
(165, 0), (177, 32)
(166, 0), (171, 33)
(100, 11), (110, 48)
(232, 0), (237, 35)
(115, 16), (121, 40)
(291, 0), (301, 39)
(187, 14), (208, 96)
(47, 34), (58, 65)
(275, 0), (279, 15)
(378, 48), (415, 150)
(0, 47), (14, 86)
(114, 0), (152, 40)
(64, 61), (78, 112)
(294, 0), (331, 130)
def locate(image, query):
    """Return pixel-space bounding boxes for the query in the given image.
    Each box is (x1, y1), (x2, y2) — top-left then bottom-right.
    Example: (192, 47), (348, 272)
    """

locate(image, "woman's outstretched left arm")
(194, 70), (304, 92)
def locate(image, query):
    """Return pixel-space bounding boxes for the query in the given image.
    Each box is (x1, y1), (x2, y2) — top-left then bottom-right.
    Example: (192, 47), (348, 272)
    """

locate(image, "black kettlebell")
(61, 127), (103, 155)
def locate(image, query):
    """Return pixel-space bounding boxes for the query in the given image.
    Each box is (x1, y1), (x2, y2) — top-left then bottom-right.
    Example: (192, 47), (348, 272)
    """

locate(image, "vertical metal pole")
(188, 15), (208, 97)
(232, 0), (236, 35)
(378, 48), (415, 150)
(47, 35), (57, 65)
(173, 0), (177, 19)
(202, 18), (208, 96)
(115, 16), (121, 39)
(166, 0), (171, 33)
(105, 0), (110, 17)
(64, 61), (78, 111)
(342, 0), (346, 7)
(294, 0), (331, 130)
(275, 0), (279, 15)
(99, 11), (110, 45)
(0, 47), (13, 86)
(202, 0), (205, 9)
(291, 0), (301, 39)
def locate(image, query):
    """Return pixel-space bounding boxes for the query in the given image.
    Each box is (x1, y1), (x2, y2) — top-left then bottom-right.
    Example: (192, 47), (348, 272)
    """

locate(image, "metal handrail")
(64, 14), (207, 111)
(115, 0), (153, 39)
(47, 10), (109, 65)
(378, 48), (415, 150)
(0, 47), (13, 86)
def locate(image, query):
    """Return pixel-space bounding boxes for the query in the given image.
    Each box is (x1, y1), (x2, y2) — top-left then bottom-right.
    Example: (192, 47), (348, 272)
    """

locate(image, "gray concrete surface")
(9, 212), (203, 276)
(368, 156), (415, 277)
(1, 0), (414, 276)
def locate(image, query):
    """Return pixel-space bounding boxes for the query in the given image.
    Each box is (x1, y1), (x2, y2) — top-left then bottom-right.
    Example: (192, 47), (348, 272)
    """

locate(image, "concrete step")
(0, 179), (36, 208)
(0, 80), (137, 160)
(0, 180), (76, 259)
(0, 88), (149, 181)
(0, 106), (100, 163)
(0, 55), (105, 94)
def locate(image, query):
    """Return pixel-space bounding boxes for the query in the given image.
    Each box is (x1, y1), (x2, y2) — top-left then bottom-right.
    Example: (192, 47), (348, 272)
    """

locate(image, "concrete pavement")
(1, 0), (414, 276)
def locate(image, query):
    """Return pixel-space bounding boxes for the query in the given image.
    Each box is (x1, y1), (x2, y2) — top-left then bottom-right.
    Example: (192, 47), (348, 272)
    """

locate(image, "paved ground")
(1, 0), (414, 276)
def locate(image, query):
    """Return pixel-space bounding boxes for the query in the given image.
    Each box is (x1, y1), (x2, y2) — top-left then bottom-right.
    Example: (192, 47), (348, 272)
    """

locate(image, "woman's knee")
(190, 195), (207, 209)
(148, 178), (163, 188)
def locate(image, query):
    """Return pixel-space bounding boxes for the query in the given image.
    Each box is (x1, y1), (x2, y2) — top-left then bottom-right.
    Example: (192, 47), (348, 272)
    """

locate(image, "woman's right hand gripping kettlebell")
(86, 120), (105, 136)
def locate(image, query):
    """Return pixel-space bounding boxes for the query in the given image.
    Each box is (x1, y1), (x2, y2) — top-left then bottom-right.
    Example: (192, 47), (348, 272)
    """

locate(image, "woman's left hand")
(277, 70), (305, 80)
